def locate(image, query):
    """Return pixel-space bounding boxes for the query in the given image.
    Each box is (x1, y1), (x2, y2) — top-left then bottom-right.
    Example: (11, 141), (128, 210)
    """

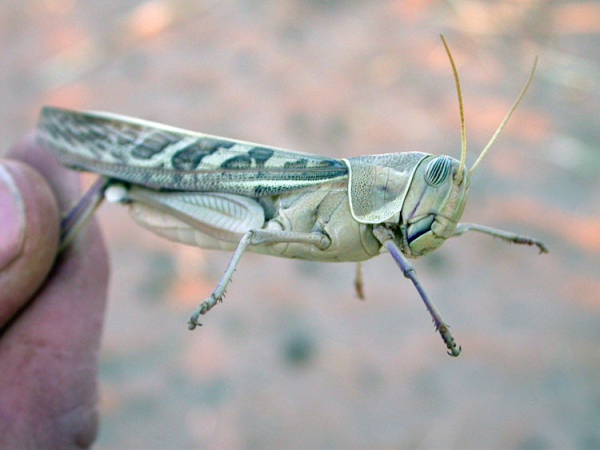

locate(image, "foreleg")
(453, 223), (548, 254)
(374, 225), (461, 357)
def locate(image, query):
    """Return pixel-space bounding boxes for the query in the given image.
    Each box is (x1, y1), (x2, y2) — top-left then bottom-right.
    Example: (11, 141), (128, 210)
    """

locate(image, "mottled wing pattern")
(37, 107), (348, 197)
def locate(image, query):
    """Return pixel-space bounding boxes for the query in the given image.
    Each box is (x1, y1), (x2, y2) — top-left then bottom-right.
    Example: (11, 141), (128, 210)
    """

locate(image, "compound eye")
(425, 156), (452, 187)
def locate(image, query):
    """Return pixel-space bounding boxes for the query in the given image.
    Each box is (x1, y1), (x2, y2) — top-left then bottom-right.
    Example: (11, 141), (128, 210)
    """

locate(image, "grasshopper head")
(350, 37), (536, 258)
(401, 154), (470, 256)
(396, 35), (536, 257)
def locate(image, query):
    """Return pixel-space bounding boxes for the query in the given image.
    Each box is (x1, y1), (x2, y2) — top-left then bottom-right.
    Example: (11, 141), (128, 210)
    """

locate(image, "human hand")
(0, 134), (109, 448)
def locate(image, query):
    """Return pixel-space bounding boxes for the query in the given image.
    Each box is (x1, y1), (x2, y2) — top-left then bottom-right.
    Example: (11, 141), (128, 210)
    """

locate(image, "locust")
(35, 38), (547, 357)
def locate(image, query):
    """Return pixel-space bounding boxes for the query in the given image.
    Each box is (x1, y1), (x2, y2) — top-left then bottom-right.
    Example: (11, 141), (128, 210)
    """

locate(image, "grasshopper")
(36, 38), (547, 356)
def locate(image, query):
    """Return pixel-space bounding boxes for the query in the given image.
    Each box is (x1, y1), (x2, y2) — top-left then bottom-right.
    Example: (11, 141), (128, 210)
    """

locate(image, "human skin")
(0, 134), (109, 448)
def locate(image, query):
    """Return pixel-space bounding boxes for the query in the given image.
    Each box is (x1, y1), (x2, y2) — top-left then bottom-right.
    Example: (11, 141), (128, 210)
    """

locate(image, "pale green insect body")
(35, 39), (546, 357)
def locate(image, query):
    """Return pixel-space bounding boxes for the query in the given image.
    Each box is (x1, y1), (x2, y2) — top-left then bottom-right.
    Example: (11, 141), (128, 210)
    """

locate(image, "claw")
(188, 307), (204, 330)
(438, 323), (461, 357)
(188, 294), (220, 330)
(447, 346), (462, 357)
(188, 318), (202, 330)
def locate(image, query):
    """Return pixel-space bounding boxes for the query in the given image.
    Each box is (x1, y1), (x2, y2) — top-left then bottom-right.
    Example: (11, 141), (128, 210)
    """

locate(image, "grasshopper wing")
(37, 106), (348, 197)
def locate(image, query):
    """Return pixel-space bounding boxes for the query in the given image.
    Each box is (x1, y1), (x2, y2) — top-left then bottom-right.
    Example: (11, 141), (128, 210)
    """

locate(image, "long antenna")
(440, 35), (467, 182)
(470, 56), (538, 174)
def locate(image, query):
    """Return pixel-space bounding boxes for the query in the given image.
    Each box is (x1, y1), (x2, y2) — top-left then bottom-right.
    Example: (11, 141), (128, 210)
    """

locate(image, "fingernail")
(0, 164), (26, 271)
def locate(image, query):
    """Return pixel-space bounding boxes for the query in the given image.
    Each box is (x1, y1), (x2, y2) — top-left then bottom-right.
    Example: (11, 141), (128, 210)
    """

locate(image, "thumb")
(0, 160), (60, 328)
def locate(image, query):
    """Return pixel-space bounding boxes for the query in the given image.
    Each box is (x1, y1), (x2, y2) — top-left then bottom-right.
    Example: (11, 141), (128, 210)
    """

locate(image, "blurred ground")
(2, 1), (600, 448)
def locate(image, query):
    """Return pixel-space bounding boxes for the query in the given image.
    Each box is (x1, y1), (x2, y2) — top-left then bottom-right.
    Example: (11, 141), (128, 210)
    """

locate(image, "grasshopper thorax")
(400, 154), (470, 257)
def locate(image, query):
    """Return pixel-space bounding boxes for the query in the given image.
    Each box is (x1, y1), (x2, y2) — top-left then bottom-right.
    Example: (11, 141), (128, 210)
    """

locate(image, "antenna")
(470, 56), (538, 174)
(440, 35), (467, 182)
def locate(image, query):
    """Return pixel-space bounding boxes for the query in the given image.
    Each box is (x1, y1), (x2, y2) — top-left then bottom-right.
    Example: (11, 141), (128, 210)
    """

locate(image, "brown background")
(2, 1), (600, 448)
